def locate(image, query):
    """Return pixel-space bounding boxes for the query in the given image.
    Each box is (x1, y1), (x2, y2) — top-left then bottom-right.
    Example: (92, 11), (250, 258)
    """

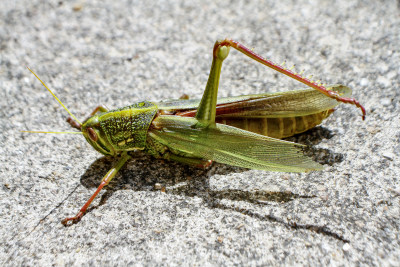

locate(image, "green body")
(82, 83), (349, 172)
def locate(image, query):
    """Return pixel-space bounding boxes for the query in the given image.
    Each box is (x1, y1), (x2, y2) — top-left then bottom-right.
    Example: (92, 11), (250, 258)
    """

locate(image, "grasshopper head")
(81, 115), (116, 156)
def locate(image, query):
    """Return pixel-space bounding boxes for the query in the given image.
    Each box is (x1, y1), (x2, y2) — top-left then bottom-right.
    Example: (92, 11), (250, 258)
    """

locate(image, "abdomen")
(216, 109), (334, 139)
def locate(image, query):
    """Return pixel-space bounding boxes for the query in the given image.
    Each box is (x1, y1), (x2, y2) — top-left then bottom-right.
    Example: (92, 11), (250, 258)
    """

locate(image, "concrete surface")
(1, 0), (399, 266)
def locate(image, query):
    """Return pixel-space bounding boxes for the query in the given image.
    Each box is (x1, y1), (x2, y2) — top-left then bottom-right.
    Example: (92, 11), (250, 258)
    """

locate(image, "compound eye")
(87, 127), (98, 142)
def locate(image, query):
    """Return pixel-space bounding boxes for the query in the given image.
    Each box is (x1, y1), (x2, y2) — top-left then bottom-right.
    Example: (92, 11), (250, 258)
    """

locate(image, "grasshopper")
(26, 39), (366, 226)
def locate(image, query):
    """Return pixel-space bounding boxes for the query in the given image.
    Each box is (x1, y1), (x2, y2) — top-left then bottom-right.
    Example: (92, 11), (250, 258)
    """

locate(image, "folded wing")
(149, 116), (323, 172)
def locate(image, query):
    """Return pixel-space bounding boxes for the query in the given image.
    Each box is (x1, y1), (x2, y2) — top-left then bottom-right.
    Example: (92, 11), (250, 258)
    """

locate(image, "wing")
(149, 116), (323, 172)
(156, 85), (351, 118)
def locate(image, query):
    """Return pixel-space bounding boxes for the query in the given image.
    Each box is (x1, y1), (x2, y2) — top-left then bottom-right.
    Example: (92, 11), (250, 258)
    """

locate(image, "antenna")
(27, 67), (82, 125)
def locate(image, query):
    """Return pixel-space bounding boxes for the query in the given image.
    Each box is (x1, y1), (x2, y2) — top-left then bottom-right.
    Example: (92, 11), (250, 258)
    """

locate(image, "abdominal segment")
(216, 110), (334, 139)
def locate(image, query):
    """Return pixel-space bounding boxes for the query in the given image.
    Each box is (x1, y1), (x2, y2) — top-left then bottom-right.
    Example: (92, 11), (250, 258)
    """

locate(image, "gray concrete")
(1, 0), (399, 266)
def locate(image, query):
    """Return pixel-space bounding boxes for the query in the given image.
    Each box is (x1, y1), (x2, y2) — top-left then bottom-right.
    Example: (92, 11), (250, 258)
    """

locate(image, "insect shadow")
(79, 126), (343, 213)
(286, 126), (344, 166)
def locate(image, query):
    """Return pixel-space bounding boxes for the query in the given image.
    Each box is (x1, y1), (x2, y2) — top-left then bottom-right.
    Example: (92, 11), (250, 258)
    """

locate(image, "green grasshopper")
(27, 39), (366, 226)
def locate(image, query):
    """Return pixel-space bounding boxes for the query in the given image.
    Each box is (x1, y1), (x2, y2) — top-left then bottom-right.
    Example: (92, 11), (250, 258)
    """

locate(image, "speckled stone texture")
(1, 0), (399, 266)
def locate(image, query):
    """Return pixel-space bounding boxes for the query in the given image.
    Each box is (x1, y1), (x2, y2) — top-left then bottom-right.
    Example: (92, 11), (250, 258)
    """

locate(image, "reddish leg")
(179, 94), (190, 100)
(66, 117), (82, 130)
(67, 105), (109, 130)
(89, 105), (109, 116)
(61, 152), (131, 226)
(213, 39), (366, 120)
